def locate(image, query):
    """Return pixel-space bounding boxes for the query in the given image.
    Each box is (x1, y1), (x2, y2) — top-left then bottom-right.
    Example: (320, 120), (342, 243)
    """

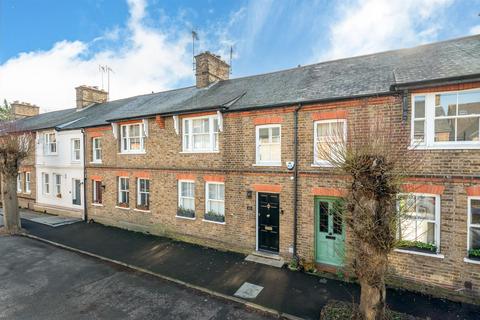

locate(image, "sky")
(0, 0), (479, 113)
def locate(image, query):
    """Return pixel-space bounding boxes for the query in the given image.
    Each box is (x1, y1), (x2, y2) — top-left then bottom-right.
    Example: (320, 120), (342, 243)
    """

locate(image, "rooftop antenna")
(229, 46), (233, 74)
(99, 65), (114, 99)
(192, 30), (199, 71)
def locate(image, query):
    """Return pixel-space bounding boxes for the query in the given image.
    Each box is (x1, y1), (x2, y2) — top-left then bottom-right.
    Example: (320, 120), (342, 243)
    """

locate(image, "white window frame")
(182, 115), (220, 153)
(136, 178), (150, 210)
(205, 182), (225, 217)
(178, 180), (195, 212)
(118, 177), (130, 206)
(17, 173), (22, 193)
(255, 124), (282, 166)
(44, 132), (57, 155)
(92, 180), (102, 204)
(71, 138), (81, 162)
(397, 193), (441, 254)
(54, 173), (62, 196)
(92, 137), (102, 163)
(411, 89), (480, 149)
(120, 123), (145, 154)
(313, 119), (347, 167)
(42, 173), (50, 195)
(25, 172), (31, 193)
(467, 196), (480, 254)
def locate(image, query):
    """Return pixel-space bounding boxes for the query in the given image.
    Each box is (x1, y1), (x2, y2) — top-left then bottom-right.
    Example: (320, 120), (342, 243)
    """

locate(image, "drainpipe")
(293, 103), (302, 262)
(81, 129), (88, 222)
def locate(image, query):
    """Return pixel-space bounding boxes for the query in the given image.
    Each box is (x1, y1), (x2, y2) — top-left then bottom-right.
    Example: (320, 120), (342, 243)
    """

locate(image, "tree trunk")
(359, 278), (386, 320)
(2, 173), (21, 234)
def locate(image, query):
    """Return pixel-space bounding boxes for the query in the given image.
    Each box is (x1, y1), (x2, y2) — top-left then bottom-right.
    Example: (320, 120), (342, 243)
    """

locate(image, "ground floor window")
(118, 177), (129, 207)
(92, 180), (102, 204)
(25, 172), (31, 193)
(468, 197), (480, 260)
(205, 182), (225, 223)
(54, 174), (62, 197)
(42, 173), (50, 194)
(136, 178), (150, 210)
(178, 180), (195, 218)
(17, 173), (22, 192)
(397, 194), (440, 254)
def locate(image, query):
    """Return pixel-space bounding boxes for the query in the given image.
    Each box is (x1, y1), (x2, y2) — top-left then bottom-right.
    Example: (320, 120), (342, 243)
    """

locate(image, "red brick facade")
(79, 83), (480, 303)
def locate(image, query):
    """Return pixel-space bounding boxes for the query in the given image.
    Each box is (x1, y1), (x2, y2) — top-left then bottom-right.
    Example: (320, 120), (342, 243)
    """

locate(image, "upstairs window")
(182, 116), (219, 152)
(72, 139), (81, 162)
(411, 90), (480, 148)
(120, 123), (144, 153)
(25, 172), (31, 193)
(45, 133), (57, 154)
(397, 194), (440, 254)
(136, 178), (150, 210)
(256, 125), (281, 166)
(17, 173), (22, 193)
(314, 119), (346, 166)
(92, 138), (102, 162)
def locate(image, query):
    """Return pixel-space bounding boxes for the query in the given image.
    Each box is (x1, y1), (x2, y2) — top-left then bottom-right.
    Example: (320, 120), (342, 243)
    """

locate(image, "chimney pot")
(195, 52), (230, 88)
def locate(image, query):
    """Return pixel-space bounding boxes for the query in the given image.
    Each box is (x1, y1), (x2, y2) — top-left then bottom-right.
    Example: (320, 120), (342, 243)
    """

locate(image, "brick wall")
(84, 84), (480, 303)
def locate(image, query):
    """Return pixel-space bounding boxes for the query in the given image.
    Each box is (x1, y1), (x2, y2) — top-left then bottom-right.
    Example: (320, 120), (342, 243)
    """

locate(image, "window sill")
(252, 163), (282, 167)
(393, 248), (444, 259)
(409, 144), (480, 150)
(180, 150), (220, 154)
(92, 203), (103, 207)
(464, 257), (480, 265)
(118, 151), (146, 155)
(24, 192), (31, 195)
(115, 206), (131, 211)
(71, 161), (81, 164)
(311, 162), (334, 168)
(176, 215), (196, 220)
(202, 219), (225, 225)
(90, 161), (102, 164)
(133, 208), (151, 213)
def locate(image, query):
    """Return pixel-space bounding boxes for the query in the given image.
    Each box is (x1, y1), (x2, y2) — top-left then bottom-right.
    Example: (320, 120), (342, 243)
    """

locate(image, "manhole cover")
(234, 282), (264, 299)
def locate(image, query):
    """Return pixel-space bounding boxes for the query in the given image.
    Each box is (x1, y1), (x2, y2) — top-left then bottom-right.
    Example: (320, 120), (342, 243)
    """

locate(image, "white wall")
(35, 129), (84, 215)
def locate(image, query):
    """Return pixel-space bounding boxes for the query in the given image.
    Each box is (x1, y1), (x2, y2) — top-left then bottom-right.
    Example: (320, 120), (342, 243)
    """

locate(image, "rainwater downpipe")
(293, 103), (302, 262)
(82, 128), (88, 222)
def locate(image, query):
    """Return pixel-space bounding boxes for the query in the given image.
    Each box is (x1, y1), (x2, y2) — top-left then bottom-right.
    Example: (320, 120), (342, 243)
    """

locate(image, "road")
(0, 236), (277, 320)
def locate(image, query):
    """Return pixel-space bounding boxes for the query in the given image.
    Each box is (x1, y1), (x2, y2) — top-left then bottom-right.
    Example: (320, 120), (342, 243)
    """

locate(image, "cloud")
(471, 25), (480, 35)
(318, 0), (454, 61)
(0, 0), (193, 112)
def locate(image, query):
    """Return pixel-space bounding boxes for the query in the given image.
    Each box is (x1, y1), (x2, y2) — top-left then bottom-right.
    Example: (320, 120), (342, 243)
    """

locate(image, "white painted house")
(35, 128), (85, 219)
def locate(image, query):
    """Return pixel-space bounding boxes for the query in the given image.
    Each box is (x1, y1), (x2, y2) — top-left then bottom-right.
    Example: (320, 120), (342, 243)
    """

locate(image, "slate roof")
(14, 34), (480, 131)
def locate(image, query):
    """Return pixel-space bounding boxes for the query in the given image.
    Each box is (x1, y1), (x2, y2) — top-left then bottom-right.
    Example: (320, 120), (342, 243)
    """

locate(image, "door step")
(245, 252), (285, 268)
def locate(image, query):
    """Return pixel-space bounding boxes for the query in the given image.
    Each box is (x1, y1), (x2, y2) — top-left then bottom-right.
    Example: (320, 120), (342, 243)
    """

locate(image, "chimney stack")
(11, 101), (40, 119)
(195, 51), (230, 88)
(75, 85), (108, 110)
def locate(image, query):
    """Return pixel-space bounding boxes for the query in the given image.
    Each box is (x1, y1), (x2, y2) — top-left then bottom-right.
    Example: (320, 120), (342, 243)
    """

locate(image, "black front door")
(258, 193), (280, 253)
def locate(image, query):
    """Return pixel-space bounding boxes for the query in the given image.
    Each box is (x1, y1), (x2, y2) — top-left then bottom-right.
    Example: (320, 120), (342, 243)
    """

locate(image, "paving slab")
(16, 209), (480, 320)
(0, 209), (81, 227)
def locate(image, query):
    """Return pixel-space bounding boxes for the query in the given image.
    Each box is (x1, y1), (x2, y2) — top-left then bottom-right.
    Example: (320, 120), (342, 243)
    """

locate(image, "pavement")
(0, 208), (81, 227)
(0, 236), (277, 320)
(14, 211), (480, 320)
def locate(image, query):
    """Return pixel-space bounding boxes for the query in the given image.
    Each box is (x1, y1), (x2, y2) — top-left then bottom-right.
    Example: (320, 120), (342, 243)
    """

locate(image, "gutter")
(292, 103), (302, 262)
(391, 74), (480, 91)
(81, 128), (88, 222)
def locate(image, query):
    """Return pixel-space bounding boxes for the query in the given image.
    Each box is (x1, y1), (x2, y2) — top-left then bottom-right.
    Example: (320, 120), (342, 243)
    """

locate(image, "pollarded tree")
(0, 101), (32, 234)
(315, 111), (421, 320)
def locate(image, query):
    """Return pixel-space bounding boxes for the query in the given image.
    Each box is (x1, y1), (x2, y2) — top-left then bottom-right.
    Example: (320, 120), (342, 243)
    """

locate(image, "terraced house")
(13, 35), (480, 303)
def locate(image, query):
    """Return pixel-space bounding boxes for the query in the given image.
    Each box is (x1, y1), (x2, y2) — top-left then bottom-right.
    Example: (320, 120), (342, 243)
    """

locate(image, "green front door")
(315, 197), (345, 266)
